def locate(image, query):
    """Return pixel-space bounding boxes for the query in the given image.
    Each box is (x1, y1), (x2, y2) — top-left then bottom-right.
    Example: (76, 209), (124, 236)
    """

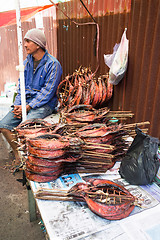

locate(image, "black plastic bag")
(119, 128), (160, 185)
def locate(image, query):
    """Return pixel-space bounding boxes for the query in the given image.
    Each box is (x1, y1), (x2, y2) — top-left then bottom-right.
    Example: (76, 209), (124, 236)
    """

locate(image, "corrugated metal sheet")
(56, 0), (131, 77)
(56, 0), (160, 139)
(0, 27), (19, 92)
(125, 0), (160, 138)
(0, 0), (159, 139)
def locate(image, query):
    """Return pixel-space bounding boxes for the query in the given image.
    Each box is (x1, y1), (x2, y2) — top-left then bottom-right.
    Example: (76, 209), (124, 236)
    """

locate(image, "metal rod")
(15, 0), (27, 122)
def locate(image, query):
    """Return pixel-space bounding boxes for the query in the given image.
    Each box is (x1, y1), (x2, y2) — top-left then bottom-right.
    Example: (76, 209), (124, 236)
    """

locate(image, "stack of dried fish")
(57, 66), (113, 109)
(66, 123), (127, 173)
(54, 105), (149, 173)
(25, 134), (80, 182)
(14, 109), (150, 182)
(14, 120), (80, 182)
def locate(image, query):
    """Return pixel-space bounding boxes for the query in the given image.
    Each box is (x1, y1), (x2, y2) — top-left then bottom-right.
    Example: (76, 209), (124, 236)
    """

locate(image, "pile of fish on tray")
(57, 66), (113, 109)
(14, 105), (150, 182)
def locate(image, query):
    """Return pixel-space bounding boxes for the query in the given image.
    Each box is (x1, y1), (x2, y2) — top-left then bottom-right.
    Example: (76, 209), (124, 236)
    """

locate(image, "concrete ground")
(0, 133), (46, 240)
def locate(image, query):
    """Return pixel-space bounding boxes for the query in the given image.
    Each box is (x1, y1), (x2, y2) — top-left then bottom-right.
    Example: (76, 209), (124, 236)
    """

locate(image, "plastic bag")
(119, 128), (160, 185)
(104, 28), (129, 85)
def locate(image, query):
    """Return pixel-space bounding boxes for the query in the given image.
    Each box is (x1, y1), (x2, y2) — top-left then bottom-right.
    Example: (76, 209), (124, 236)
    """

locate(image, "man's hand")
(12, 105), (31, 119)
(26, 105), (32, 112)
(13, 105), (22, 118)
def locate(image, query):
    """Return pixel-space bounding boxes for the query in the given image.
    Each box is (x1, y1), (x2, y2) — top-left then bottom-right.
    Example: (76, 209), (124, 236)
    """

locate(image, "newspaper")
(119, 203), (160, 240)
(30, 163), (160, 240)
(31, 174), (113, 240)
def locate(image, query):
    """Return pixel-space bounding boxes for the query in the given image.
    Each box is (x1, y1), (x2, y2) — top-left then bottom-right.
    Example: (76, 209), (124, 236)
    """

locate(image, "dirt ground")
(0, 133), (46, 240)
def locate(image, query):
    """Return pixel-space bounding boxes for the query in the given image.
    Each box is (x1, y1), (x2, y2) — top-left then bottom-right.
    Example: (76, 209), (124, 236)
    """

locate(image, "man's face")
(24, 39), (39, 55)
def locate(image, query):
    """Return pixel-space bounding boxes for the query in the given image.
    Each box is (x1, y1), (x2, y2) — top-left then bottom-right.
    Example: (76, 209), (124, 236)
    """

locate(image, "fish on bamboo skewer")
(97, 77), (103, 106)
(27, 154), (79, 166)
(63, 109), (149, 143)
(90, 80), (100, 107)
(66, 104), (94, 113)
(62, 104), (134, 124)
(73, 123), (124, 138)
(69, 162), (115, 173)
(14, 118), (54, 142)
(61, 104), (98, 123)
(83, 81), (91, 105)
(27, 144), (66, 159)
(35, 179), (140, 220)
(26, 160), (63, 173)
(56, 78), (74, 108)
(27, 155), (64, 167)
(68, 84), (83, 107)
(13, 119), (57, 155)
(25, 170), (62, 182)
(14, 118), (52, 137)
(27, 134), (70, 150)
(57, 67), (114, 109)
(15, 127), (52, 138)
(83, 132), (127, 145)
(15, 118), (52, 129)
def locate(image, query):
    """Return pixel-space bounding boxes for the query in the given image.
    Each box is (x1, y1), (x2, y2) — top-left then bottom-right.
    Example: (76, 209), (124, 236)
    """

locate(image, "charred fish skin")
(25, 170), (61, 183)
(68, 179), (136, 220)
(27, 144), (66, 159)
(26, 160), (63, 173)
(15, 118), (52, 129)
(27, 134), (69, 150)
(85, 196), (135, 220)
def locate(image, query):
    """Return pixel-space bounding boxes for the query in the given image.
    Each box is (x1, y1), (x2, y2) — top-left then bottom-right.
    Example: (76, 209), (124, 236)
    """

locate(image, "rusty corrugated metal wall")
(56, 0), (160, 139)
(0, 26), (19, 92)
(57, 0), (131, 78)
(0, 0), (159, 138)
(125, 0), (160, 139)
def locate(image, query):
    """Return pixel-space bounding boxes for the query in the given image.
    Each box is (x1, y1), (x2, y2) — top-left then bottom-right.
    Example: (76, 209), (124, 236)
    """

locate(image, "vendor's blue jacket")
(14, 50), (62, 110)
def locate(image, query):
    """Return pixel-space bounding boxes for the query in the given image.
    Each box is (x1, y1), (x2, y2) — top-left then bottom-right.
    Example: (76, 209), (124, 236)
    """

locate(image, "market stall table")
(23, 112), (160, 240)
(27, 162), (160, 240)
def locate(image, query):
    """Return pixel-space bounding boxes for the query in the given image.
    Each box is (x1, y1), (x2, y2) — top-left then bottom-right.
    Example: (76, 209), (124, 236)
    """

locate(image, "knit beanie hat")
(24, 28), (46, 49)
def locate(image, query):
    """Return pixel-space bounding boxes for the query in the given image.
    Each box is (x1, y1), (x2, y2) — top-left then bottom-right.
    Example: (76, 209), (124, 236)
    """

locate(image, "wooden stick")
(84, 142), (115, 149)
(77, 160), (113, 164)
(109, 111), (133, 113)
(82, 145), (115, 150)
(82, 151), (114, 158)
(36, 188), (68, 193)
(35, 196), (82, 201)
(123, 121), (150, 129)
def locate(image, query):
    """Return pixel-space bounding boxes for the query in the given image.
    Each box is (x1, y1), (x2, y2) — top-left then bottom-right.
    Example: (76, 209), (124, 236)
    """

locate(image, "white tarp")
(0, 0), (69, 12)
